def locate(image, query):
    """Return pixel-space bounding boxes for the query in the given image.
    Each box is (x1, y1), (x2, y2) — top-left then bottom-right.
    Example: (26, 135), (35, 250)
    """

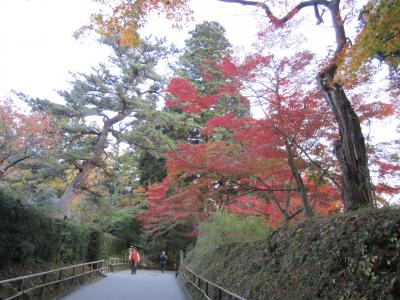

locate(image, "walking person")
(128, 246), (140, 275)
(160, 250), (168, 273)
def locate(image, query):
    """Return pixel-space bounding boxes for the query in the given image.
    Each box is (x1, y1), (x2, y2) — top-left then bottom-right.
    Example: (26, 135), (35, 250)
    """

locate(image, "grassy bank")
(185, 208), (400, 299)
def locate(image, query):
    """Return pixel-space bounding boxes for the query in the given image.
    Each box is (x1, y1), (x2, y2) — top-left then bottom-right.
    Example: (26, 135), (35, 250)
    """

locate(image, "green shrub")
(193, 212), (270, 255)
(98, 207), (142, 244)
(0, 189), (128, 279)
(86, 229), (101, 261)
(102, 233), (127, 258)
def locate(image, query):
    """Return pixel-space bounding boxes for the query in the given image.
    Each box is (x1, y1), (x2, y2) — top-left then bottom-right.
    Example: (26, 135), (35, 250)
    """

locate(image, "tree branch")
(4, 154), (35, 171)
(313, 0), (324, 24)
(272, 125), (340, 189)
(216, 0), (330, 26)
(288, 208), (304, 220)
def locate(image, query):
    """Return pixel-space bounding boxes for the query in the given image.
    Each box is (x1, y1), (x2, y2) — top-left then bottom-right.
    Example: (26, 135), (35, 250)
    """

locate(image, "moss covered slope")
(186, 208), (400, 299)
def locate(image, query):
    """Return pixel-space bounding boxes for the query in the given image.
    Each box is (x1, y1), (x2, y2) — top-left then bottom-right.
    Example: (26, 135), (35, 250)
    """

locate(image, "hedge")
(0, 189), (126, 278)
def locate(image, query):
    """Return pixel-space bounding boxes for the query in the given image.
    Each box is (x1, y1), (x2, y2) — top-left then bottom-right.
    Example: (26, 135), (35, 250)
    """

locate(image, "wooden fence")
(107, 257), (130, 272)
(0, 260), (104, 300)
(182, 266), (246, 300)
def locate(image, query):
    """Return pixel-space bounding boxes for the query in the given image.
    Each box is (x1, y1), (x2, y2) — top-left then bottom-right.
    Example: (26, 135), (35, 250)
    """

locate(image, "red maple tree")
(141, 52), (345, 232)
(0, 100), (59, 179)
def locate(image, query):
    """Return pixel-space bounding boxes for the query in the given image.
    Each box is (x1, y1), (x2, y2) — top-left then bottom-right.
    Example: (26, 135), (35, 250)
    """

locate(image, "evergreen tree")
(177, 21), (231, 92)
(138, 22), (250, 185)
(138, 152), (167, 186)
(176, 21), (250, 119)
(20, 37), (172, 218)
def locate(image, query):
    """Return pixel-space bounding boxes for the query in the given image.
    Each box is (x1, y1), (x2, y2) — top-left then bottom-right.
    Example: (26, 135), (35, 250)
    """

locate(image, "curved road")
(60, 270), (190, 300)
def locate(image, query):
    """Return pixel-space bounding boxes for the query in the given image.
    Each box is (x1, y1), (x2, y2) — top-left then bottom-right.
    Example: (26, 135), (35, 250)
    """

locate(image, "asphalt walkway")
(60, 270), (189, 300)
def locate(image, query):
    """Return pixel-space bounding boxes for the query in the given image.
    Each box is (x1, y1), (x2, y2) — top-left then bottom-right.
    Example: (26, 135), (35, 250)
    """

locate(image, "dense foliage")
(191, 212), (270, 255)
(345, 0), (400, 87)
(0, 189), (126, 279)
(84, 0), (400, 228)
(16, 36), (175, 218)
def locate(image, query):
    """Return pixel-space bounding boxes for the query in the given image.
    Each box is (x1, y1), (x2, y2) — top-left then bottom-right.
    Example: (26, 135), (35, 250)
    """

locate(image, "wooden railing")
(182, 266), (246, 300)
(108, 257), (130, 272)
(0, 260), (104, 300)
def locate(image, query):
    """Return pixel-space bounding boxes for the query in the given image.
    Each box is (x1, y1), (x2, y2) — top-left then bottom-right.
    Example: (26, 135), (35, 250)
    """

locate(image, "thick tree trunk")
(57, 113), (127, 219)
(284, 139), (313, 218)
(317, 65), (373, 212)
(216, 0), (374, 212)
(57, 162), (95, 219)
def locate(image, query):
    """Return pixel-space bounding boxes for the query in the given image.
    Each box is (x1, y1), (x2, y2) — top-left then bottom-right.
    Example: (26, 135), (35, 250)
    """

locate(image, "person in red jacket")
(128, 246), (141, 274)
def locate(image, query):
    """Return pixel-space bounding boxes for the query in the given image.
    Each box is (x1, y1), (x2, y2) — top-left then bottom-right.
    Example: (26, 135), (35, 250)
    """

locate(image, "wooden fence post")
(57, 269), (63, 293)
(17, 278), (25, 300)
(40, 273), (48, 298)
(19, 278), (25, 293)
(217, 288), (222, 300)
(72, 266), (76, 286)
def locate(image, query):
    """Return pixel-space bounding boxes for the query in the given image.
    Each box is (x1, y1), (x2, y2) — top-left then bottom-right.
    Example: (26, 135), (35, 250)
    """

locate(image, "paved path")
(60, 270), (189, 300)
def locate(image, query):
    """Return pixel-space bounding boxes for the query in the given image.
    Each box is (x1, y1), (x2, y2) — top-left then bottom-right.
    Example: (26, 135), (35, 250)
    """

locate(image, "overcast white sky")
(0, 0), (342, 100)
(0, 0), (262, 101)
(0, 0), (396, 136)
(0, 0), (103, 100)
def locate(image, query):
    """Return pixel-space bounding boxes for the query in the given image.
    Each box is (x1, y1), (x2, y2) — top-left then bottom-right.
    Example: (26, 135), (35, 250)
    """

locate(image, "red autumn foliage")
(141, 49), (398, 235)
(141, 52), (341, 232)
(165, 77), (217, 113)
(0, 100), (59, 178)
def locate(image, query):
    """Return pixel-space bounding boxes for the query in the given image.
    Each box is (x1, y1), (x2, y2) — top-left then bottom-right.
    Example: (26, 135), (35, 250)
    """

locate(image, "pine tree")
(21, 37), (172, 218)
(175, 21), (250, 119)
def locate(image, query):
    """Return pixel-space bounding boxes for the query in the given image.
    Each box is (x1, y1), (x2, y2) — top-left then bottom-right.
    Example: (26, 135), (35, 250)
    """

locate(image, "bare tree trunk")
(57, 113), (127, 219)
(57, 162), (95, 219)
(318, 65), (373, 211)
(284, 139), (313, 218)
